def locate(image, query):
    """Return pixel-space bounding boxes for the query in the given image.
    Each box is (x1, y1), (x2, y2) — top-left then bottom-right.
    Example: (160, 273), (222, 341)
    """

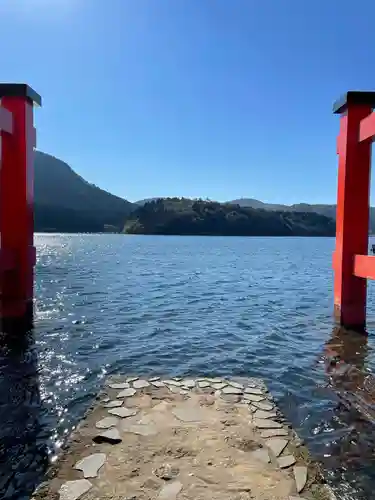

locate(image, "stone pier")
(33, 376), (334, 500)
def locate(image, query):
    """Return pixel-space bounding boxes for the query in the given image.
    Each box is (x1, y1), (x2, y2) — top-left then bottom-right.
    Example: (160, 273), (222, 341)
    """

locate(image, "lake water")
(2, 234), (375, 499)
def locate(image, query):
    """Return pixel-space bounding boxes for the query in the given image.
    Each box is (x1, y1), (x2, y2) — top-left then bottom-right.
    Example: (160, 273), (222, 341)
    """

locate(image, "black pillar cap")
(333, 91), (375, 114)
(0, 83), (42, 107)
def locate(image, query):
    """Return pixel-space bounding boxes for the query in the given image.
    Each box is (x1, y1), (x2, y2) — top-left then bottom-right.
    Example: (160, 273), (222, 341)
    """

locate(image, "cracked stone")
(243, 393), (265, 402)
(152, 381), (165, 387)
(58, 479), (92, 500)
(154, 463), (179, 480)
(133, 379), (150, 389)
(164, 379), (182, 386)
(95, 417), (118, 429)
(108, 407), (137, 418)
(198, 381), (211, 388)
(221, 393), (241, 403)
(277, 455), (296, 468)
(254, 418), (282, 429)
(117, 388), (137, 398)
(212, 382), (227, 390)
(253, 409), (277, 419)
(149, 376), (160, 382)
(265, 438), (288, 457)
(294, 466), (308, 493)
(180, 389), (189, 395)
(182, 379), (196, 388)
(211, 382), (227, 391)
(228, 381), (244, 389)
(93, 428), (122, 444)
(126, 377), (139, 383)
(103, 400), (123, 408)
(74, 453), (106, 478)
(244, 387), (264, 395)
(222, 386), (242, 395)
(108, 382), (130, 389)
(158, 481), (183, 500)
(252, 401), (274, 411)
(261, 429), (289, 438)
(101, 397), (110, 403)
(250, 448), (270, 464)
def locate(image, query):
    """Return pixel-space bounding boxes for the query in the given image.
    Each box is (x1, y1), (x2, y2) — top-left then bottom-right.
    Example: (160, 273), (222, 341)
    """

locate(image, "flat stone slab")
(93, 428), (122, 444)
(74, 453), (106, 478)
(228, 381), (244, 389)
(164, 379), (181, 386)
(265, 438), (288, 457)
(34, 376), (331, 500)
(151, 381), (165, 387)
(245, 387), (264, 395)
(182, 379), (196, 388)
(261, 428), (289, 438)
(103, 400), (123, 408)
(211, 382), (227, 390)
(197, 380), (211, 388)
(58, 479), (92, 500)
(108, 407), (137, 418)
(294, 465), (308, 493)
(117, 388), (137, 398)
(253, 401), (274, 411)
(243, 393), (265, 402)
(254, 418), (282, 429)
(133, 379), (150, 389)
(108, 382), (130, 389)
(95, 417), (118, 429)
(253, 409), (277, 419)
(278, 455), (296, 469)
(222, 386), (243, 395)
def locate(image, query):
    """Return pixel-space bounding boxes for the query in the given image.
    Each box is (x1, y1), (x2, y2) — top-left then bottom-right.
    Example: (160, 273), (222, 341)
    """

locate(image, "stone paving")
(32, 376), (334, 500)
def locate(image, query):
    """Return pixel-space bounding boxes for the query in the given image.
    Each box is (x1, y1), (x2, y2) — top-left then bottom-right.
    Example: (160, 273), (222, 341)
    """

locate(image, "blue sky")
(1, 0), (374, 204)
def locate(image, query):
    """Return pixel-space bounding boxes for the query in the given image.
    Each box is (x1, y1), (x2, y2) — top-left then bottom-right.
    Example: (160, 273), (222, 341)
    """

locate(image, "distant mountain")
(228, 198), (375, 233)
(34, 151), (134, 232)
(124, 198), (335, 237)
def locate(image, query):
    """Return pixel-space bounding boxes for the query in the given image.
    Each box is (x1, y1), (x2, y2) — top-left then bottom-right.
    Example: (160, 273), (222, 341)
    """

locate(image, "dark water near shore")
(2, 234), (375, 499)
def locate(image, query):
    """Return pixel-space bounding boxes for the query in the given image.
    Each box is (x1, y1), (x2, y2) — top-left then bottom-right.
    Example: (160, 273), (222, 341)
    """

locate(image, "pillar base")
(333, 304), (367, 334)
(1, 300), (34, 335)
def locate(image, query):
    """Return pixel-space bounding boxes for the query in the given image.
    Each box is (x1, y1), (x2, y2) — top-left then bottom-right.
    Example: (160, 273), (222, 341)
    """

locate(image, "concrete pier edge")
(33, 375), (336, 500)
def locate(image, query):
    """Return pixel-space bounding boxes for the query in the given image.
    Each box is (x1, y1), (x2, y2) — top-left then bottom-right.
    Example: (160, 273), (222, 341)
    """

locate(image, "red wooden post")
(0, 84), (41, 329)
(333, 92), (375, 331)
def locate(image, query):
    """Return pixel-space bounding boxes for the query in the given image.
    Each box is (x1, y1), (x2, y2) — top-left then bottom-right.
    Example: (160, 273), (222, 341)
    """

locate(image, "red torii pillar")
(0, 84), (41, 330)
(333, 91), (375, 332)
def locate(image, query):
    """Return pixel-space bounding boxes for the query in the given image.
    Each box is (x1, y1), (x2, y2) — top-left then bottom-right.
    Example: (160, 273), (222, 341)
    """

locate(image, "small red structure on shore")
(0, 84), (41, 329)
(333, 91), (375, 332)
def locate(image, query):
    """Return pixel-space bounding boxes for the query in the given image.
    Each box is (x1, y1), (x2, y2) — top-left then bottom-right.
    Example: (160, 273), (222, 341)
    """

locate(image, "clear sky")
(1, 0), (374, 204)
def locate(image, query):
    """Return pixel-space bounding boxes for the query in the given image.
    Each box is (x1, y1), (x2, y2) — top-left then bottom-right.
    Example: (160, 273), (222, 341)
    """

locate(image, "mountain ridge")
(34, 151), (134, 232)
(124, 197), (336, 237)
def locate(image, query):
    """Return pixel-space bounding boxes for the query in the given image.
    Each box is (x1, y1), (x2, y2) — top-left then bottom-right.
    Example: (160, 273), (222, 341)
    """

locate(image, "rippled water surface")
(4, 234), (375, 499)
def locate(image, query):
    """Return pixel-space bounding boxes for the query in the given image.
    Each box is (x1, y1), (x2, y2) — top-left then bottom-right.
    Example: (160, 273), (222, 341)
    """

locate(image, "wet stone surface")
(33, 376), (331, 500)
